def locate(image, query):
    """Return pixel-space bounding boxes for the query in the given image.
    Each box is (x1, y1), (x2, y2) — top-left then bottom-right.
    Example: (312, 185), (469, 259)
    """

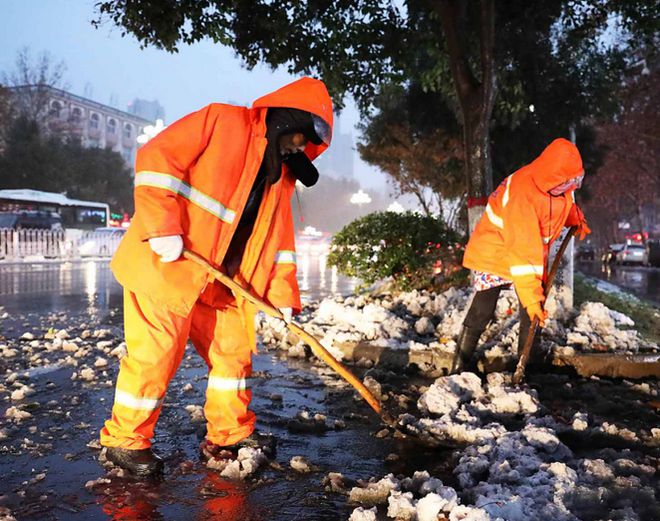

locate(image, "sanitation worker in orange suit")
(99, 77), (333, 477)
(452, 138), (591, 373)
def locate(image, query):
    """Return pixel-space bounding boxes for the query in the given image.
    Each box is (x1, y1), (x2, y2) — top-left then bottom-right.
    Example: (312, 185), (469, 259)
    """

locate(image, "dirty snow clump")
(206, 447), (268, 480)
(348, 506), (377, 521)
(349, 474), (400, 506)
(454, 425), (578, 521)
(350, 470), (487, 521)
(404, 372), (539, 446)
(567, 302), (650, 352)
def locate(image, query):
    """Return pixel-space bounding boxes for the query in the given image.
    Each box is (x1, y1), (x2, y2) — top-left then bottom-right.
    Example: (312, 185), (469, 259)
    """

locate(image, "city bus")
(0, 189), (110, 230)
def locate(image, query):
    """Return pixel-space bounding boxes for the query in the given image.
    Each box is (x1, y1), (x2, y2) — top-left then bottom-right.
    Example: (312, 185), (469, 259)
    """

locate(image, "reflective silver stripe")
(502, 175), (513, 208)
(275, 250), (297, 264)
(485, 203), (503, 229)
(114, 389), (164, 411)
(135, 171), (236, 224)
(208, 376), (250, 391)
(510, 264), (544, 276)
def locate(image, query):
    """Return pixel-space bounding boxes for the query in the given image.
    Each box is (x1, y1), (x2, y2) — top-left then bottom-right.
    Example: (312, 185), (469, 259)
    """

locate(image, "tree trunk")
(463, 100), (494, 232)
(437, 0), (496, 234)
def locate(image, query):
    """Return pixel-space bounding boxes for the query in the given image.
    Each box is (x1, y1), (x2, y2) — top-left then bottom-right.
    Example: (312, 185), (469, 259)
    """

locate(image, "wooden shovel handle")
(182, 249), (382, 415)
(512, 226), (578, 385)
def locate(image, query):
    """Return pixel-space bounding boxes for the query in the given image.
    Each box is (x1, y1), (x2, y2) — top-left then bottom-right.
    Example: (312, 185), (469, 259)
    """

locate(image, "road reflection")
(0, 254), (358, 315)
(577, 261), (659, 304)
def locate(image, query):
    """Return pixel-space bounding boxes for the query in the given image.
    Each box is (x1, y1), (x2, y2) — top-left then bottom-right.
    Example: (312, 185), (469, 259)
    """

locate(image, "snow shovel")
(182, 249), (383, 417)
(512, 226), (578, 385)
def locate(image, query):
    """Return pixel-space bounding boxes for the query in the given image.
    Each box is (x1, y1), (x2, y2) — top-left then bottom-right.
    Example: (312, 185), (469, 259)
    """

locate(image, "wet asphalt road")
(0, 258), (450, 520)
(576, 261), (660, 305)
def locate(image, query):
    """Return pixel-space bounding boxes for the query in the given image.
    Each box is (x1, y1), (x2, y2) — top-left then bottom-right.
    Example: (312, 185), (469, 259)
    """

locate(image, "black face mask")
(283, 152), (320, 187)
(261, 108), (322, 185)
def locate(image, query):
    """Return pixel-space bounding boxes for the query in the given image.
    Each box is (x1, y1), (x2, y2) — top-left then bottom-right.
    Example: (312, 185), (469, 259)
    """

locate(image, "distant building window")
(90, 113), (100, 129)
(122, 147), (133, 162)
(107, 118), (117, 134)
(71, 107), (82, 122)
(50, 100), (62, 118)
(124, 123), (132, 139)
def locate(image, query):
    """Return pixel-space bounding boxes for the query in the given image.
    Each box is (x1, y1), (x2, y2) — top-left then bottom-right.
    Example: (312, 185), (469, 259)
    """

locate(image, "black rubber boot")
(105, 447), (164, 478)
(226, 431), (276, 457)
(451, 326), (483, 374)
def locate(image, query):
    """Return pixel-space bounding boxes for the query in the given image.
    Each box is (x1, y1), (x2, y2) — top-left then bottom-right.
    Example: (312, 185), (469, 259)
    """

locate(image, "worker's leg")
(100, 289), (192, 449)
(189, 300), (256, 446)
(452, 286), (502, 373)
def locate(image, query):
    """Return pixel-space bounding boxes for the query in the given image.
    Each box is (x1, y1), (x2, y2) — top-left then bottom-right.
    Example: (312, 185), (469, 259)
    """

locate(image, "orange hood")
(252, 77), (334, 161)
(527, 138), (584, 193)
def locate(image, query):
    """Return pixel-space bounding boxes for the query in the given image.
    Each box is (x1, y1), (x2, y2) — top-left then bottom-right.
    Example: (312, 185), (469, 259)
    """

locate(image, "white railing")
(0, 228), (124, 261)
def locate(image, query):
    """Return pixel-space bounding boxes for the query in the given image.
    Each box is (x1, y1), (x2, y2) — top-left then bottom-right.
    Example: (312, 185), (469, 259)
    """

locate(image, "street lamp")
(137, 119), (167, 144)
(387, 201), (405, 213)
(350, 189), (372, 217)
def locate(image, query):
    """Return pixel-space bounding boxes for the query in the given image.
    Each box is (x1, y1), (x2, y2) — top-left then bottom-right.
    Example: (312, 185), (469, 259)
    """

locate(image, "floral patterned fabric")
(472, 270), (512, 292)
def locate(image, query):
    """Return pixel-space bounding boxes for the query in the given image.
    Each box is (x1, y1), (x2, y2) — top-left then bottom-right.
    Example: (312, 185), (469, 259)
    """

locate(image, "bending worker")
(453, 138), (590, 373)
(99, 77), (333, 477)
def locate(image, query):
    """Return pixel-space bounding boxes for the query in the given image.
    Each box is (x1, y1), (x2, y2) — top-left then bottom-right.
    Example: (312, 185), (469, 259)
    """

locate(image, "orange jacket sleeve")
(133, 104), (221, 241)
(265, 204), (302, 314)
(565, 202), (584, 227)
(502, 195), (546, 310)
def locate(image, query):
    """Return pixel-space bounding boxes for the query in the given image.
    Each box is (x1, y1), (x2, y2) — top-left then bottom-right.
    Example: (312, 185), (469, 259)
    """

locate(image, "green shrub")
(327, 211), (465, 290)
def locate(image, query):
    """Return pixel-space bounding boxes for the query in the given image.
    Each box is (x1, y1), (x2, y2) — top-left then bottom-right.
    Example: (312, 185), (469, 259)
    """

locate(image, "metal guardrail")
(0, 228), (124, 261)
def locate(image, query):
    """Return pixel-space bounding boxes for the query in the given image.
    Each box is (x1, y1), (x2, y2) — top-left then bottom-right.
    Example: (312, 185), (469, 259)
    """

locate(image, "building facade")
(10, 85), (155, 167)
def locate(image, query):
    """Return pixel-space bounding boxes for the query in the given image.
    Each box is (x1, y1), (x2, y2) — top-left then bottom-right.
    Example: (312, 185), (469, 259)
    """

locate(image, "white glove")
(279, 307), (293, 323)
(148, 235), (183, 263)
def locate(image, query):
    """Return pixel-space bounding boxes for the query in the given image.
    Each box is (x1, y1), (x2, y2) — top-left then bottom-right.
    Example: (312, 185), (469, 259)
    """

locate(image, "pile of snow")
(455, 426), (659, 521)
(562, 302), (651, 353)
(455, 425), (577, 520)
(350, 426), (659, 521)
(348, 471), (489, 521)
(257, 286), (657, 368)
(257, 287), (479, 361)
(401, 372), (538, 446)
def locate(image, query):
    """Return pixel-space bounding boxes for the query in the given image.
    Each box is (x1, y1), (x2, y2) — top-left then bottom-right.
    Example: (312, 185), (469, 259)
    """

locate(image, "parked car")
(602, 243), (624, 265)
(576, 244), (596, 262)
(0, 211), (62, 230)
(77, 227), (126, 257)
(616, 243), (648, 265)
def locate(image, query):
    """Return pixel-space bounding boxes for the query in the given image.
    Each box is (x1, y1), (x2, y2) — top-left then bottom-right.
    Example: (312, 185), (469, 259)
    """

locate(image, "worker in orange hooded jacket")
(452, 138), (590, 373)
(99, 77), (333, 477)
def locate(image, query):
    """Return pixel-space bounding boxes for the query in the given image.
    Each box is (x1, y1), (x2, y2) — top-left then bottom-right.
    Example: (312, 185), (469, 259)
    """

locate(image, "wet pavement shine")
(577, 261), (660, 305)
(0, 259), (451, 520)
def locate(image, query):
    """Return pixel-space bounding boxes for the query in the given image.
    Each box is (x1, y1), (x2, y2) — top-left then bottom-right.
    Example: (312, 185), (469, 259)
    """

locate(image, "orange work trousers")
(100, 289), (256, 450)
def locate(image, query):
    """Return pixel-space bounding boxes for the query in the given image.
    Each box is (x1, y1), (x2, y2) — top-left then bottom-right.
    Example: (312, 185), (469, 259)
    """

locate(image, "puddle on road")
(1, 333), (450, 520)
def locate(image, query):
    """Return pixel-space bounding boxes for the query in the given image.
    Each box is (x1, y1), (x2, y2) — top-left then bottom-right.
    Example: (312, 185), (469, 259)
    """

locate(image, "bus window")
(76, 208), (107, 226)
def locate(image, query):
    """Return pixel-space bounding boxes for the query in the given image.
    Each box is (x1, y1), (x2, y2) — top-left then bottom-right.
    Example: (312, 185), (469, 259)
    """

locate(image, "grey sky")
(0, 0), (393, 192)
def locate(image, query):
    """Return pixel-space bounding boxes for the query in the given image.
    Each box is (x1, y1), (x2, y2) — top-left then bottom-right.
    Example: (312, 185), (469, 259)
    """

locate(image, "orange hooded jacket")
(462, 138), (586, 310)
(110, 77), (333, 317)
